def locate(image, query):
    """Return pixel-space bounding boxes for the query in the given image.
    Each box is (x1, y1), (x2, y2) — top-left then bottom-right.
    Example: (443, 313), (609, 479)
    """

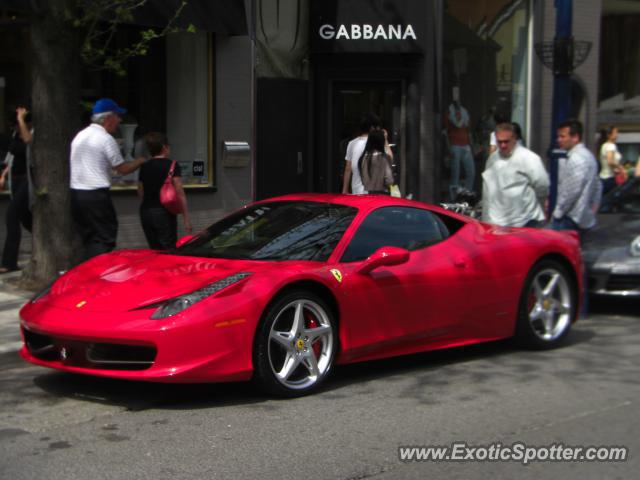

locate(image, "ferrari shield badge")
(330, 269), (343, 283)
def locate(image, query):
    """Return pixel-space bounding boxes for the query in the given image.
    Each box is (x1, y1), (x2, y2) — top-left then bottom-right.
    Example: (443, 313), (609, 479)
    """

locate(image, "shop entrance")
(328, 81), (404, 193)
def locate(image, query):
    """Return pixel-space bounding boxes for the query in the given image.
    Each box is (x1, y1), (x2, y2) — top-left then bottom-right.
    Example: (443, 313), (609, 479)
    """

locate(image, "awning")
(133, 0), (248, 36)
(0, 0), (248, 36)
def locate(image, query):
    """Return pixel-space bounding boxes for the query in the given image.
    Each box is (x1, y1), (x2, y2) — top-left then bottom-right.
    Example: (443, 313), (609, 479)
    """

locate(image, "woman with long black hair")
(357, 129), (394, 195)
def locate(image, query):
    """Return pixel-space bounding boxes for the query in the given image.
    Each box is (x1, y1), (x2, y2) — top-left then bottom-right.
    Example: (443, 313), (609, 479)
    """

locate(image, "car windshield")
(601, 177), (640, 214)
(173, 201), (358, 261)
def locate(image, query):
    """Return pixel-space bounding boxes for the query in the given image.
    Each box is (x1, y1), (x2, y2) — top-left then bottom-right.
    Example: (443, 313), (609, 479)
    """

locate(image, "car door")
(335, 206), (472, 360)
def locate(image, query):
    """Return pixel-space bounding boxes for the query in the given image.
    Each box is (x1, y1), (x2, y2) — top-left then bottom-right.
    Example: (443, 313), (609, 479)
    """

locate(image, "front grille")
(606, 275), (640, 292)
(22, 327), (156, 370)
(87, 343), (156, 367)
(23, 329), (58, 360)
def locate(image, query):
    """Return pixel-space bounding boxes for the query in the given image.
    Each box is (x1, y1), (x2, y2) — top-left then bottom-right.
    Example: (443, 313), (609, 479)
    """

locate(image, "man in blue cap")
(70, 98), (147, 260)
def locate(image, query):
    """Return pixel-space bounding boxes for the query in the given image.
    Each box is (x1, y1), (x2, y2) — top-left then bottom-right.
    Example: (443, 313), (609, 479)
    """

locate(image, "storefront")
(254, 0), (534, 202)
(0, 0), (255, 248)
(1, 0), (604, 250)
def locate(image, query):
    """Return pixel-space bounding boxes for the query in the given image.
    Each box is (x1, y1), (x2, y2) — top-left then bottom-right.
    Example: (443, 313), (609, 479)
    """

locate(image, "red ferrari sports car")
(20, 194), (582, 396)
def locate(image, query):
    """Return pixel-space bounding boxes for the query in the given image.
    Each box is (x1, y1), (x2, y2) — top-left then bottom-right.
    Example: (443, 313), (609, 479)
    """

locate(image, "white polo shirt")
(70, 123), (124, 190)
(345, 135), (367, 194)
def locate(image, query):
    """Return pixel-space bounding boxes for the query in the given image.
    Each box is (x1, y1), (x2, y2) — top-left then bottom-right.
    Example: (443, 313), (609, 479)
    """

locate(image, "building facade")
(0, 0), (609, 250)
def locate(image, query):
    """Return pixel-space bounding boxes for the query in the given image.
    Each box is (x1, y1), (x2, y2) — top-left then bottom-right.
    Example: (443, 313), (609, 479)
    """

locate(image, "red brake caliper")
(305, 312), (322, 357)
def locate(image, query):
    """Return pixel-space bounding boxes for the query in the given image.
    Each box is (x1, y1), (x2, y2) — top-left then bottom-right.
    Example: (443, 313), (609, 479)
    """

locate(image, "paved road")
(0, 292), (638, 479)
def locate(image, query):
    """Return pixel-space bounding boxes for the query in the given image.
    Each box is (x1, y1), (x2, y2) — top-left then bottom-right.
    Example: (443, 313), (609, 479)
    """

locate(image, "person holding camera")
(0, 106), (33, 274)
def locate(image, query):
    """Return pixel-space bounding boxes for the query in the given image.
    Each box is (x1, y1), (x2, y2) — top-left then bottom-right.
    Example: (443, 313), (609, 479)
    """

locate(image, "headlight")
(150, 272), (252, 319)
(631, 236), (640, 257)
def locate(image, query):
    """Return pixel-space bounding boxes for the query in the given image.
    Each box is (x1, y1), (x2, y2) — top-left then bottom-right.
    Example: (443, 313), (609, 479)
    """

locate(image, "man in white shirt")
(70, 98), (147, 260)
(482, 123), (550, 227)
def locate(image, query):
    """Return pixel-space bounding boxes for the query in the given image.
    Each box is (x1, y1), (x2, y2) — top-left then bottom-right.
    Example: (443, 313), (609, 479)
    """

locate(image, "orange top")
(444, 113), (471, 146)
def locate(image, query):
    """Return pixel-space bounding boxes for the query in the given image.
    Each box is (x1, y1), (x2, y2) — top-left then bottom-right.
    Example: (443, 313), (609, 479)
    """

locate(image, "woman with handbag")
(358, 129), (396, 195)
(597, 125), (625, 194)
(138, 132), (192, 250)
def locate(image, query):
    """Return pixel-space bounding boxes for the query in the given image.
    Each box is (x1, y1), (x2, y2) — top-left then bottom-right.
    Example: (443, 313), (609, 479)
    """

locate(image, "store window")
(104, 30), (214, 189)
(0, 18), (214, 190)
(442, 0), (530, 200)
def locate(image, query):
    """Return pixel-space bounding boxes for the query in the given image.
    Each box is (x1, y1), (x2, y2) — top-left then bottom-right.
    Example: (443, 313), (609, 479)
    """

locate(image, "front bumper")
(19, 295), (259, 383)
(588, 268), (640, 297)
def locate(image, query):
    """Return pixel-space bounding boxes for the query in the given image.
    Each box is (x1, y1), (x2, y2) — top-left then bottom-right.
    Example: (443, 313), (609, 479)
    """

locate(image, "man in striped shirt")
(70, 98), (147, 260)
(551, 119), (602, 241)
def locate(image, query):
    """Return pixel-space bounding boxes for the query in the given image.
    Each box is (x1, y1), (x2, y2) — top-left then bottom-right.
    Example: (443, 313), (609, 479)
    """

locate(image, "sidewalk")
(0, 270), (34, 354)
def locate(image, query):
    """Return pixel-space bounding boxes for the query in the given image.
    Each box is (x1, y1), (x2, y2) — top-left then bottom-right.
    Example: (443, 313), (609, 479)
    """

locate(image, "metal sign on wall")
(310, 0), (428, 54)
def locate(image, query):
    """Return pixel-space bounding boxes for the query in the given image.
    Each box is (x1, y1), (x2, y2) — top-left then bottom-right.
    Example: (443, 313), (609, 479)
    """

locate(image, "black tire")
(253, 290), (337, 397)
(515, 259), (577, 349)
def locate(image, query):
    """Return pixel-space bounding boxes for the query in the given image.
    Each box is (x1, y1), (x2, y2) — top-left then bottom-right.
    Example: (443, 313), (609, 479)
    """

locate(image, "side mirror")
(356, 246), (410, 275)
(176, 234), (195, 248)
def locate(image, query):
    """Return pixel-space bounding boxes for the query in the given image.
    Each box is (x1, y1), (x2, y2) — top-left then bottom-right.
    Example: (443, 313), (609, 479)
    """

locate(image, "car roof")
(262, 193), (429, 209)
(254, 193), (474, 223)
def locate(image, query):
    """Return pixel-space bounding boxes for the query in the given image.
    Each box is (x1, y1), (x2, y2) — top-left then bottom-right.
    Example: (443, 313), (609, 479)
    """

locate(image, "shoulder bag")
(160, 161), (183, 214)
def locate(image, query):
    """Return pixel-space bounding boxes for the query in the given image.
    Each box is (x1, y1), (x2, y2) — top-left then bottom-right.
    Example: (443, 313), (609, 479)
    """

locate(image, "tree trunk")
(21, 3), (82, 289)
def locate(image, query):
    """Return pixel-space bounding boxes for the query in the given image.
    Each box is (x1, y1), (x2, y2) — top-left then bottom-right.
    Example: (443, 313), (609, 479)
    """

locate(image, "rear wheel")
(253, 290), (337, 397)
(515, 260), (576, 349)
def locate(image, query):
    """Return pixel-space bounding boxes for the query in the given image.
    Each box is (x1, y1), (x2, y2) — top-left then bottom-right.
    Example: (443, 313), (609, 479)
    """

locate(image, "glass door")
(331, 81), (403, 193)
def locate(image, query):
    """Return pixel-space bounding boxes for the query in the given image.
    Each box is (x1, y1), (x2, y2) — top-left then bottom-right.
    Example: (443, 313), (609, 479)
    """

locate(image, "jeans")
(1, 176), (32, 270)
(601, 177), (616, 195)
(140, 205), (177, 250)
(550, 215), (589, 316)
(449, 145), (475, 200)
(550, 216), (585, 242)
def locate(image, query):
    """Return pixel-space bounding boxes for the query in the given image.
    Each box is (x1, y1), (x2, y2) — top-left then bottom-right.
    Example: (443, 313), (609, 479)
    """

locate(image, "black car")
(583, 177), (640, 296)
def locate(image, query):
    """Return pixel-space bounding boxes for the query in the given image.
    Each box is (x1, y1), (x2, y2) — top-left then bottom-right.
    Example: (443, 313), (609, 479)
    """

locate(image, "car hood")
(44, 250), (282, 313)
(585, 213), (640, 248)
(582, 213), (640, 265)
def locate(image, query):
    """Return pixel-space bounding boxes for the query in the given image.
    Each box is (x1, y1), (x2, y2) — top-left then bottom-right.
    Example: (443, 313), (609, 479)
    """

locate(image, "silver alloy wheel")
(267, 299), (334, 391)
(526, 267), (572, 341)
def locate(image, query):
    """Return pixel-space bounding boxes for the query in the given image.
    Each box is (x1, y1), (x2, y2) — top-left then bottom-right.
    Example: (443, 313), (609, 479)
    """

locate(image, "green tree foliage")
(69, 0), (194, 75)
(19, 0), (194, 289)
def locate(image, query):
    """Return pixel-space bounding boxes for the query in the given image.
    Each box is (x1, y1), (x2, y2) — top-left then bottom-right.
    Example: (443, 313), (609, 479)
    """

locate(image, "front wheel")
(253, 290), (337, 397)
(515, 260), (577, 349)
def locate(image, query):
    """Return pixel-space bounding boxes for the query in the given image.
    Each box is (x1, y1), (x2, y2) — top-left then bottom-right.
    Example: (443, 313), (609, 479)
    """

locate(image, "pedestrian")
(358, 129), (395, 195)
(489, 119), (524, 154)
(342, 113), (393, 195)
(0, 106), (33, 273)
(444, 88), (475, 199)
(550, 119), (602, 241)
(138, 132), (192, 250)
(70, 98), (147, 260)
(482, 123), (549, 227)
(597, 125), (624, 194)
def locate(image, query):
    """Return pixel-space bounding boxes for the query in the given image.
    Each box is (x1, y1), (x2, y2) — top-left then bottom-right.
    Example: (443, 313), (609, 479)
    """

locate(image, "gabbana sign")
(318, 24), (418, 41)
(311, 0), (427, 54)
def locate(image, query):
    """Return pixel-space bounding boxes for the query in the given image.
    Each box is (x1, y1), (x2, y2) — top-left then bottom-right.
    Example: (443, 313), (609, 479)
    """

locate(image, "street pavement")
(0, 271), (32, 354)
(0, 275), (638, 479)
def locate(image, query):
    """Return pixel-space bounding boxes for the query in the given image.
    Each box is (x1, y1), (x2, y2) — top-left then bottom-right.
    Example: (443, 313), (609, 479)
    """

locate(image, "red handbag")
(159, 161), (183, 214)
(614, 169), (628, 186)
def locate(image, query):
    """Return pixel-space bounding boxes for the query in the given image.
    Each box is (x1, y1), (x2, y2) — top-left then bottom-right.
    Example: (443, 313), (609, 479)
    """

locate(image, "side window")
(341, 207), (450, 263)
